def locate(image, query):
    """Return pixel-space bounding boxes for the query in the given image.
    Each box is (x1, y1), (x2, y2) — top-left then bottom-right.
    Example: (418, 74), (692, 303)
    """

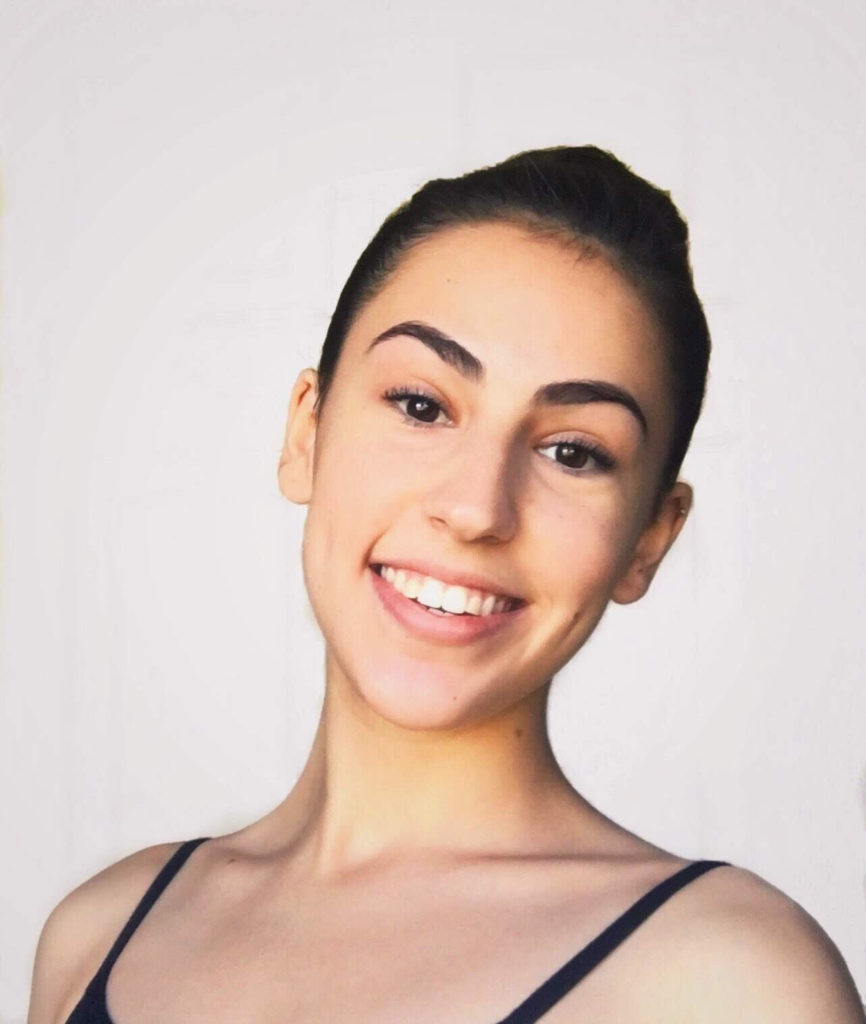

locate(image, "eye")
(382, 387), (616, 476)
(382, 386), (450, 426)
(537, 438), (617, 475)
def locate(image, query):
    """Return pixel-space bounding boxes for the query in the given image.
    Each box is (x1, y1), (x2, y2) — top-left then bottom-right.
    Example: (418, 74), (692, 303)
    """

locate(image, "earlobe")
(277, 369), (320, 505)
(610, 482), (693, 606)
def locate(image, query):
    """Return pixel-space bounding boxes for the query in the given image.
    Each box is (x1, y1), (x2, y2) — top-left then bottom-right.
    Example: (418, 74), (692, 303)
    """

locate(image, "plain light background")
(1, 0), (864, 1017)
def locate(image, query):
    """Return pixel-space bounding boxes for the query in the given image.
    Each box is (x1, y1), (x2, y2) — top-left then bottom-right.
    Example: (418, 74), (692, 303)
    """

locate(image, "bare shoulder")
(27, 840), (186, 1024)
(647, 863), (866, 1023)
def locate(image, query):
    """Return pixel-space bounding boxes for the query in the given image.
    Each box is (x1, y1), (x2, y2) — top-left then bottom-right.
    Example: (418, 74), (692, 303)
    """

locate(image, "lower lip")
(368, 565), (527, 645)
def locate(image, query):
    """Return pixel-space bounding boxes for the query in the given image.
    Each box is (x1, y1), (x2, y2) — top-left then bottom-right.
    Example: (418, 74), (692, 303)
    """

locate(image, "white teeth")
(376, 564), (516, 616)
(441, 585), (469, 614)
(416, 578), (446, 610)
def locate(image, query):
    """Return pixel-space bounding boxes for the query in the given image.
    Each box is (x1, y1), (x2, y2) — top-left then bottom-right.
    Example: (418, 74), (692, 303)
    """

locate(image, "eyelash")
(381, 387), (617, 475)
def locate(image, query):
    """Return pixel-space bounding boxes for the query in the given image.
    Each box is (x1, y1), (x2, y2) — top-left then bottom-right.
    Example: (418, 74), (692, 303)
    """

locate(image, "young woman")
(29, 146), (864, 1023)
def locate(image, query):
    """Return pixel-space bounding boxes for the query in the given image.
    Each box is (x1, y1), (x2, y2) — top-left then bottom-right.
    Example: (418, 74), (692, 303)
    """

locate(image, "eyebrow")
(366, 320), (649, 440)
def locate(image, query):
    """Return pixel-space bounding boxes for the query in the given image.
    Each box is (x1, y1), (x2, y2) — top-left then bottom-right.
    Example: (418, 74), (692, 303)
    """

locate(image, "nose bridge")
(424, 422), (521, 542)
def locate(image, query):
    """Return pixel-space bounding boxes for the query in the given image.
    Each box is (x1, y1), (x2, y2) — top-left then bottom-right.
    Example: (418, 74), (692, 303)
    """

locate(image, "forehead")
(345, 221), (671, 435)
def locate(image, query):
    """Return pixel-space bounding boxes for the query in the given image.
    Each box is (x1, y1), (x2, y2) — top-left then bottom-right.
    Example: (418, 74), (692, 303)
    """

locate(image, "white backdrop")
(1, 0), (864, 1018)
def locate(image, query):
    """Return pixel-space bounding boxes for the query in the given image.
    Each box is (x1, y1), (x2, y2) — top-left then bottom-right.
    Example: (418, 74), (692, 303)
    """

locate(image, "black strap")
(495, 859), (731, 1024)
(93, 836), (211, 984)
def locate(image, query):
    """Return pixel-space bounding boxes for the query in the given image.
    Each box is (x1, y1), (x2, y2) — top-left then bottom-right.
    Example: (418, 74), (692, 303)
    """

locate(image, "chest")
(103, 867), (683, 1024)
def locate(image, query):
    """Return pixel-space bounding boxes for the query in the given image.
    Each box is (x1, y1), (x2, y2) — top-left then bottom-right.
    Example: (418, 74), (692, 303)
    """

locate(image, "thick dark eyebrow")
(366, 320), (649, 440)
(368, 320), (485, 382)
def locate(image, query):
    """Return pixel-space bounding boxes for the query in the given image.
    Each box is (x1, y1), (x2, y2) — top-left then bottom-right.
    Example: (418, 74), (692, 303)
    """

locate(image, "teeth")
(416, 578), (446, 610)
(377, 565), (515, 616)
(441, 585), (469, 614)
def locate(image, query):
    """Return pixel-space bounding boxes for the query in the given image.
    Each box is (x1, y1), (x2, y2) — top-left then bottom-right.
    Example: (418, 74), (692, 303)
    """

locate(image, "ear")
(610, 481), (693, 605)
(277, 368), (320, 505)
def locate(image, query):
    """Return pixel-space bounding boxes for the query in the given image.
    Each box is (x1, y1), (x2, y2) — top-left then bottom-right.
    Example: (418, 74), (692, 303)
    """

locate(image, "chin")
(338, 650), (496, 732)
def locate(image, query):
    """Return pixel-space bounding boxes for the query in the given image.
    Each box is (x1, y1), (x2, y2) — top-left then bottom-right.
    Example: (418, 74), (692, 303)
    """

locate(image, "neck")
(269, 656), (606, 880)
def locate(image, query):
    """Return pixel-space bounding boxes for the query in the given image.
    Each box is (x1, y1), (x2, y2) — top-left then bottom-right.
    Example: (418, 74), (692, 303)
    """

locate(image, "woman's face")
(280, 221), (690, 730)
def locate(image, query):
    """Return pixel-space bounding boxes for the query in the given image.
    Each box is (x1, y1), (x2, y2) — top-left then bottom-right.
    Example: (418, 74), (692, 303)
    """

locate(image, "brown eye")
(404, 395), (440, 423)
(537, 439), (617, 475)
(558, 443), (592, 471)
(382, 387), (448, 426)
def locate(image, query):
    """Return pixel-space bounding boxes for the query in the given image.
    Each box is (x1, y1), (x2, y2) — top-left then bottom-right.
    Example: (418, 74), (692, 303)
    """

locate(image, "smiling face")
(279, 221), (691, 731)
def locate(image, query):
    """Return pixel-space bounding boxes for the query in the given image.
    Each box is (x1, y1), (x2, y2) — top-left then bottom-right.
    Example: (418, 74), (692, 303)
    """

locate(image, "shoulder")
(646, 862), (865, 1023)
(28, 840), (186, 1024)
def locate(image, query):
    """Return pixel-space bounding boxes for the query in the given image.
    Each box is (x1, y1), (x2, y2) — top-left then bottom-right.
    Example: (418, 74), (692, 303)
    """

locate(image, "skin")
(276, 220), (689, 870)
(28, 222), (866, 1023)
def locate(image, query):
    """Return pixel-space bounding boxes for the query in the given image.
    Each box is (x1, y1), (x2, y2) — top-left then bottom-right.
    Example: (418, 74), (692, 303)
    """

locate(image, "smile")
(372, 564), (522, 616)
(368, 564), (528, 645)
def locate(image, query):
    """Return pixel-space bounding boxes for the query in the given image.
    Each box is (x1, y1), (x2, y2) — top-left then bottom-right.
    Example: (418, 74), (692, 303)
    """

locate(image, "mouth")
(370, 563), (525, 617)
(368, 562), (528, 645)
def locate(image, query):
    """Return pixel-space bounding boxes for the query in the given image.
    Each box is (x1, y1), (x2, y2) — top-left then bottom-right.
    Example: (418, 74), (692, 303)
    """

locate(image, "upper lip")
(371, 557), (526, 603)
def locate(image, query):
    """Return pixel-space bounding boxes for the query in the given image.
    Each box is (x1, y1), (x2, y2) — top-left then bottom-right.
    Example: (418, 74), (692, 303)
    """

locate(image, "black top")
(64, 837), (729, 1023)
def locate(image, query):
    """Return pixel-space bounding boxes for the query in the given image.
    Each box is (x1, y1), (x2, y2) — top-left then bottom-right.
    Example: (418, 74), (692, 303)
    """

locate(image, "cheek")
(537, 502), (632, 600)
(304, 419), (402, 571)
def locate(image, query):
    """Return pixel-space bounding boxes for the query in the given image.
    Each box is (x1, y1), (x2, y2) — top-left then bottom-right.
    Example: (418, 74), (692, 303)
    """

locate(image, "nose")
(422, 430), (521, 544)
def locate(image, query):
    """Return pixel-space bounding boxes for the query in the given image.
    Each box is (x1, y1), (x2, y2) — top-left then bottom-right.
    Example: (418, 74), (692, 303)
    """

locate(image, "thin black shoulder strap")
(495, 859), (731, 1024)
(92, 836), (211, 984)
